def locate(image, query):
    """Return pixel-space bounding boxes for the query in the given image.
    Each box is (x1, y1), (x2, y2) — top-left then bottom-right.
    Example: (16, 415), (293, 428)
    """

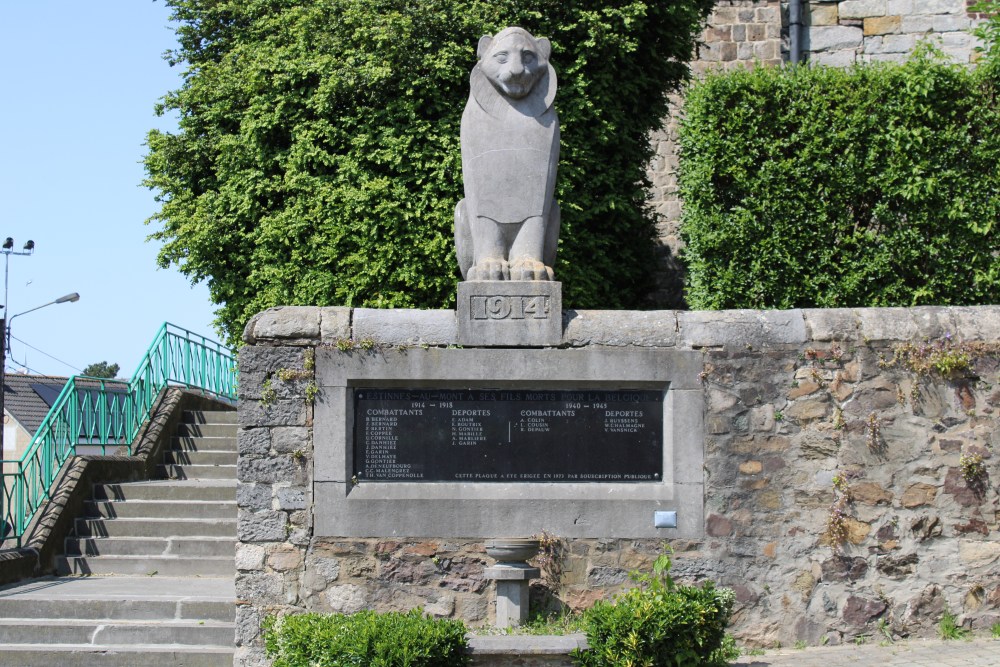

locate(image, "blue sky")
(0, 1), (219, 377)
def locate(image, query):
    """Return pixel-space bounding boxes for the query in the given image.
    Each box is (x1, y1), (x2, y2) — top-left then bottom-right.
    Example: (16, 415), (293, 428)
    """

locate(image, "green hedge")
(678, 46), (1000, 310)
(146, 0), (714, 346)
(263, 609), (470, 667)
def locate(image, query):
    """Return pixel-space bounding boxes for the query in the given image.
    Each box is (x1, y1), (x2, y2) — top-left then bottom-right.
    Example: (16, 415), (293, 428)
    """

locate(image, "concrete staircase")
(0, 409), (238, 666)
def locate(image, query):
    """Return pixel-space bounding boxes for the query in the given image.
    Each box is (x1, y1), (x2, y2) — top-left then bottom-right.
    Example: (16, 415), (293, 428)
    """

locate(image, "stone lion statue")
(455, 27), (560, 282)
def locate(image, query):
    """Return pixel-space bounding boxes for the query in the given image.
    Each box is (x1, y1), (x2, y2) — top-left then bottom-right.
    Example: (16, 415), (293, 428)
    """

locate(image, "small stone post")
(484, 538), (540, 628)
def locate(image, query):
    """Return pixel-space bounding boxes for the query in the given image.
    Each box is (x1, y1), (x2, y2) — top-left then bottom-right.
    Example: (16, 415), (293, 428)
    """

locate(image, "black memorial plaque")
(353, 388), (663, 482)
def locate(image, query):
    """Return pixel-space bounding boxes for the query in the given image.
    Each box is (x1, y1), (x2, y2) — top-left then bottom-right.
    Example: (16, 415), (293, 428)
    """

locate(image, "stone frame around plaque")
(313, 347), (704, 539)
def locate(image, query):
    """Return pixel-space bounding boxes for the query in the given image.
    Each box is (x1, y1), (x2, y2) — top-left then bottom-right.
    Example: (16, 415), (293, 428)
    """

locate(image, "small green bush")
(263, 609), (470, 667)
(679, 45), (1000, 310)
(573, 551), (737, 667)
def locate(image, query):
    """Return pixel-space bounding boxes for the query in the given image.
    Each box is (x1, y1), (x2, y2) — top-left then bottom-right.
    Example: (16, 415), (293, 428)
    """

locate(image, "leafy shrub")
(146, 0), (714, 346)
(263, 609), (470, 667)
(679, 45), (1000, 310)
(573, 551), (737, 667)
(971, 1), (1000, 76)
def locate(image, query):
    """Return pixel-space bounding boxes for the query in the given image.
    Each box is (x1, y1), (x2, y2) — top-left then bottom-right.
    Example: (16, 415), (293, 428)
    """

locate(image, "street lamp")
(0, 292), (80, 453)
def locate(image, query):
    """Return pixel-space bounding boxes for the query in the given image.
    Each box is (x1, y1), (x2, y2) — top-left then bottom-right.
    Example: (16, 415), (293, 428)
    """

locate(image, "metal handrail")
(0, 323), (236, 548)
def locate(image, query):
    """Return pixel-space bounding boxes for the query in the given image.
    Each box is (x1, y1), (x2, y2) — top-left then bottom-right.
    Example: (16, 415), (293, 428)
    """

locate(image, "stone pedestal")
(457, 281), (562, 347)
(484, 563), (540, 628)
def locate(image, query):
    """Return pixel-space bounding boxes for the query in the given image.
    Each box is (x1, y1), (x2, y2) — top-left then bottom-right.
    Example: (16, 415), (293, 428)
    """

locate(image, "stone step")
(74, 517), (236, 538)
(57, 554), (235, 577)
(93, 480), (236, 502)
(184, 410), (237, 425)
(0, 618), (234, 646)
(173, 435), (237, 452)
(84, 500), (236, 520)
(0, 576), (235, 622)
(65, 536), (234, 558)
(163, 450), (237, 466)
(158, 464), (237, 480)
(175, 423), (237, 438)
(0, 645), (233, 667)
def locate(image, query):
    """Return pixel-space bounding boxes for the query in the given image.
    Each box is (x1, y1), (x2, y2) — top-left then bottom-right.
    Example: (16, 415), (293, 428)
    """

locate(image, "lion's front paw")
(509, 258), (553, 281)
(468, 258), (510, 281)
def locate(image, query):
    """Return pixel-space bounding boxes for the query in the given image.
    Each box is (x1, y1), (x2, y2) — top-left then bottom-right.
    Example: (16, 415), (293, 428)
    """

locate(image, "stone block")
(877, 33), (917, 53)
(887, 0), (913, 13)
(239, 346), (306, 374)
(353, 308), (457, 346)
(755, 6), (780, 25)
(802, 309), (859, 341)
(950, 306), (1000, 340)
(237, 483), (272, 511)
(856, 307), (919, 341)
(808, 4), (840, 25)
(238, 428), (271, 457)
(238, 455), (307, 485)
(276, 486), (308, 511)
(808, 25), (864, 51)
(457, 281), (562, 347)
(901, 483), (937, 508)
(236, 572), (286, 605)
(959, 540), (1000, 567)
(839, 0), (887, 19)
(865, 15), (901, 34)
(270, 427), (310, 454)
(325, 584), (368, 614)
(900, 15), (971, 33)
(247, 306), (321, 344)
(677, 309), (807, 349)
(236, 543), (267, 571)
(562, 310), (677, 347)
(320, 307), (352, 343)
(237, 509), (288, 542)
(916, 0), (965, 14)
(238, 399), (307, 428)
(811, 49), (859, 67)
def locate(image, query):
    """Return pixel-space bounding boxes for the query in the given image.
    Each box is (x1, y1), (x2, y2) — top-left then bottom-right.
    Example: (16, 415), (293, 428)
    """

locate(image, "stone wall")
(236, 305), (1000, 665)
(647, 0), (987, 307)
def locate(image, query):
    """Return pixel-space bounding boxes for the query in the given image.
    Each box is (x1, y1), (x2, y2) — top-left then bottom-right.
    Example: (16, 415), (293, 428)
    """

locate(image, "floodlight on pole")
(1, 237), (36, 320)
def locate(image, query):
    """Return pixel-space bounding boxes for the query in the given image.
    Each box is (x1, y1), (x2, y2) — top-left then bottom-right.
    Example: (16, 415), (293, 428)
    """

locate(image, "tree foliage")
(145, 0), (713, 345)
(679, 45), (1000, 310)
(82, 361), (120, 379)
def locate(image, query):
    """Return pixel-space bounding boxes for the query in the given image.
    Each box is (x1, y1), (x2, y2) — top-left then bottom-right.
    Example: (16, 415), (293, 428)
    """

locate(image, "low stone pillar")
(484, 538), (540, 628)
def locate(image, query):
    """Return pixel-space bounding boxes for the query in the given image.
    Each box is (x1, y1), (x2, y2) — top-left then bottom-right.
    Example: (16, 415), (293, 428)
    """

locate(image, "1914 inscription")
(470, 295), (549, 320)
(354, 388), (663, 482)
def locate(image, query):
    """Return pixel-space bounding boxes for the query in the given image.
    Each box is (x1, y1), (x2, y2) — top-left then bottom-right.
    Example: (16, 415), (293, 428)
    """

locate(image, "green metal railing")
(0, 323), (236, 548)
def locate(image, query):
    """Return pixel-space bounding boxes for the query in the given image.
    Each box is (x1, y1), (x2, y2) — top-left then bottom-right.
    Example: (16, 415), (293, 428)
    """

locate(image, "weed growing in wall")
(865, 412), (885, 457)
(825, 475), (853, 551)
(937, 610), (971, 640)
(960, 452), (989, 497)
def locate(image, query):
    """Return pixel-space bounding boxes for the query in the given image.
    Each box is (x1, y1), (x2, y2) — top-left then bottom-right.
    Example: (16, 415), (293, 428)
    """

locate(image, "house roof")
(4, 374), (68, 436)
(3, 374), (129, 437)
